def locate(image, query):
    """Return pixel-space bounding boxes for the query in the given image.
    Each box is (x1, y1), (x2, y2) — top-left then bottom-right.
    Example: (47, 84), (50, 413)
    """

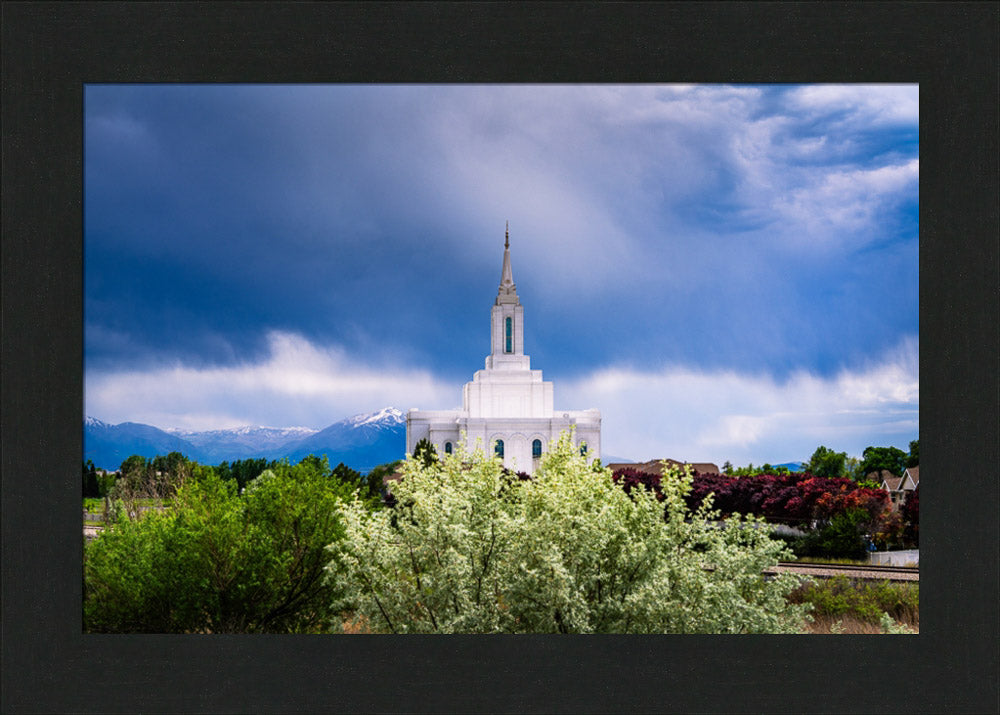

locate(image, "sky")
(84, 84), (919, 465)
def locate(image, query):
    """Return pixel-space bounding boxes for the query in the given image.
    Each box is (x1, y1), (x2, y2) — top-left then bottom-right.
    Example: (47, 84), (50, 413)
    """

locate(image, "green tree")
(329, 433), (810, 634)
(792, 506), (885, 560)
(83, 460), (100, 498)
(859, 446), (908, 477)
(412, 437), (438, 468)
(807, 446), (847, 479)
(84, 456), (357, 633)
(844, 456), (864, 481)
(365, 460), (403, 502)
(906, 439), (919, 468)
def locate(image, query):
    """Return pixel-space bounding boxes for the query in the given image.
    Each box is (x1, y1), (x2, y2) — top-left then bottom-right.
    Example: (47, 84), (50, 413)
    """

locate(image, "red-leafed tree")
(901, 485), (919, 544)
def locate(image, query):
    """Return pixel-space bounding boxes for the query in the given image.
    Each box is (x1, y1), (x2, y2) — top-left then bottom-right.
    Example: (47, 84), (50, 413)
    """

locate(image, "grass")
(789, 575), (918, 633)
(802, 614), (918, 634)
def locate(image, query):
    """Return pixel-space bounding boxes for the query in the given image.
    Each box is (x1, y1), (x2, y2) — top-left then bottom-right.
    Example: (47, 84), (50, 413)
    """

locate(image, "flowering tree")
(328, 433), (810, 633)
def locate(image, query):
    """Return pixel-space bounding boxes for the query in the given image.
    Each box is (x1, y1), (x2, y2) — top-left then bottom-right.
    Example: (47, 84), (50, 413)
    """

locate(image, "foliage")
(110, 453), (194, 521)
(214, 457), (278, 492)
(806, 446), (847, 480)
(901, 485), (919, 545)
(82, 460), (100, 498)
(789, 575), (918, 627)
(365, 460), (404, 504)
(412, 438), (438, 468)
(84, 456), (357, 633)
(329, 433), (810, 634)
(859, 445), (908, 478)
(725, 462), (789, 477)
(610, 464), (910, 556)
(879, 612), (917, 634)
(844, 456), (864, 481)
(792, 509), (872, 560)
(906, 439), (919, 468)
(681, 471), (889, 526)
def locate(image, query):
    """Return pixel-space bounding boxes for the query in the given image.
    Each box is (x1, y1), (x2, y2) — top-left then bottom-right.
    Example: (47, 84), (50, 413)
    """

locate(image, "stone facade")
(406, 226), (601, 474)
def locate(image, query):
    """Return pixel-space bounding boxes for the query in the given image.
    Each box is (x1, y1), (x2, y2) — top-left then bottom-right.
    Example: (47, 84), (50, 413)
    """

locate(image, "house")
(876, 465), (919, 509)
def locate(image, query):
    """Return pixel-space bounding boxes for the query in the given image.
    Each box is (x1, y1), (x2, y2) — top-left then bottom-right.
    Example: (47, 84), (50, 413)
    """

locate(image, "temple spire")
(497, 222), (518, 304)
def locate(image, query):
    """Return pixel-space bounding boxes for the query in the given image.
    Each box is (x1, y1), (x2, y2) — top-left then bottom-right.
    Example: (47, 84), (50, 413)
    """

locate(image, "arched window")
(505, 317), (513, 353)
(532, 439), (542, 458)
(579, 443), (588, 456)
(495, 439), (504, 458)
(444, 442), (453, 455)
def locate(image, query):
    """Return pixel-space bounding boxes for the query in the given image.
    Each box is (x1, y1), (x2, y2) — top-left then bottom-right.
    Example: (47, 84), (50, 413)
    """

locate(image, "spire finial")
(505, 221), (509, 249)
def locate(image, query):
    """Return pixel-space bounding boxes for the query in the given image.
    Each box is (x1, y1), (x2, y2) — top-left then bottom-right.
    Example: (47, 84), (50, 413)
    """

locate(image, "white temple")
(406, 224), (601, 474)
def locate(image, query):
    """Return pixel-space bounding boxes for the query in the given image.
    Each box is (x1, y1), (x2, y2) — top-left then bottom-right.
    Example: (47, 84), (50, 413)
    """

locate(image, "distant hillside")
(280, 407), (406, 472)
(84, 408), (406, 473)
(167, 425), (319, 464)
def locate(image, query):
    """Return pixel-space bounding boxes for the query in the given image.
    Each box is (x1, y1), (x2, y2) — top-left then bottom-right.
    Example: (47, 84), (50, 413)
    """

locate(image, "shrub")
(789, 575), (918, 627)
(84, 456), (356, 633)
(329, 433), (810, 633)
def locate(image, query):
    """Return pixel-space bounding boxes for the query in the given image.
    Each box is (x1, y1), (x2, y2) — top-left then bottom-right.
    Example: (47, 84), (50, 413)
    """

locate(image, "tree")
(84, 456), (358, 633)
(366, 460), (403, 504)
(412, 437), (438, 468)
(844, 456), (864, 482)
(83, 460), (100, 498)
(807, 446), (847, 479)
(901, 485), (919, 545)
(793, 509), (872, 560)
(906, 439), (919, 468)
(859, 446), (908, 477)
(329, 433), (810, 633)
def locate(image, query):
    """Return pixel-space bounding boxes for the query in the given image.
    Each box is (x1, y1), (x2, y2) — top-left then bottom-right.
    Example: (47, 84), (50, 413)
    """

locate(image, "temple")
(406, 224), (601, 474)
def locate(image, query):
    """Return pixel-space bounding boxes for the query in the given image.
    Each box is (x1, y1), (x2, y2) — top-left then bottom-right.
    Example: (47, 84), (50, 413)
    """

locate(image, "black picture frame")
(3, 3), (997, 713)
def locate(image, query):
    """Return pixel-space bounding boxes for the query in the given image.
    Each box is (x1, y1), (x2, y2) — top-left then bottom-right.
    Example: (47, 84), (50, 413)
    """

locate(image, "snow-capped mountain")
(84, 419), (200, 469)
(165, 425), (319, 463)
(84, 408), (406, 473)
(345, 406), (405, 428)
(280, 407), (405, 471)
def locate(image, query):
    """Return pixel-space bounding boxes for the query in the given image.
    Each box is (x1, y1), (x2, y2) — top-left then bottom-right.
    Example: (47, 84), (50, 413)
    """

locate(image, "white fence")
(869, 549), (919, 567)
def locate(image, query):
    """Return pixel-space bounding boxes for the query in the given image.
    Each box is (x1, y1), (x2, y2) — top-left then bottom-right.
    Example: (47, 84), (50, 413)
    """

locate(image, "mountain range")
(84, 407), (407, 473)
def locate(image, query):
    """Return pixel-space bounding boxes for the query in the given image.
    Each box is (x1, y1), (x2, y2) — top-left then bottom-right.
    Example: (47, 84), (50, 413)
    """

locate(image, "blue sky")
(84, 84), (918, 465)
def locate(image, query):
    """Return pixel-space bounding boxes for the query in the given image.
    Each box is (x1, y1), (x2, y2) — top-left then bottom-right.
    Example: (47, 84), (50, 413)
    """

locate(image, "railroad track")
(770, 561), (919, 582)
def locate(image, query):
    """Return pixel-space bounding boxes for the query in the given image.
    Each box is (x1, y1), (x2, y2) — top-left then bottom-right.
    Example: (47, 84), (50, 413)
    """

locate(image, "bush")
(84, 456), (357, 633)
(790, 575), (918, 627)
(791, 509), (872, 560)
(329, 433), (810, 633)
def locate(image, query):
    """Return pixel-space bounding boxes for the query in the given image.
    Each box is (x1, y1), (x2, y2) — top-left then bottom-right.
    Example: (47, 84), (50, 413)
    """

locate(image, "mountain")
(280, 407), (406, 472)
(84, 417), (199, 470)
(84, 408), (406, 473)
(166, 425), (319, 464)
(774, 461), (806, 472)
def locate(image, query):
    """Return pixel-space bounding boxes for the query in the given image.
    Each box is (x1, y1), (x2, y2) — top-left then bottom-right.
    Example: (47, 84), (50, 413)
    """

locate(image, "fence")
(869, 549), (919, 567)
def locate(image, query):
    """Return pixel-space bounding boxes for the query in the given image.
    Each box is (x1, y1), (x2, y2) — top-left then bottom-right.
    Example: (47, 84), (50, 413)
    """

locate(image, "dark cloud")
(85, 84), (919, 450)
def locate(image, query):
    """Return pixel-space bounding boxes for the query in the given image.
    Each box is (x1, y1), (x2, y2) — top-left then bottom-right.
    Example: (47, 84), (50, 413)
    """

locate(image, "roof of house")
(605, 459), (721, 476)
(905, 465), (919, 486)
(882, 476), (904, 491)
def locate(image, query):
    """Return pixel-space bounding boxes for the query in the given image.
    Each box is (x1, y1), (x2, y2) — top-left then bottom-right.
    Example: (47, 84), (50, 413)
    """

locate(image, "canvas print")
(83, 84), (919, 633)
